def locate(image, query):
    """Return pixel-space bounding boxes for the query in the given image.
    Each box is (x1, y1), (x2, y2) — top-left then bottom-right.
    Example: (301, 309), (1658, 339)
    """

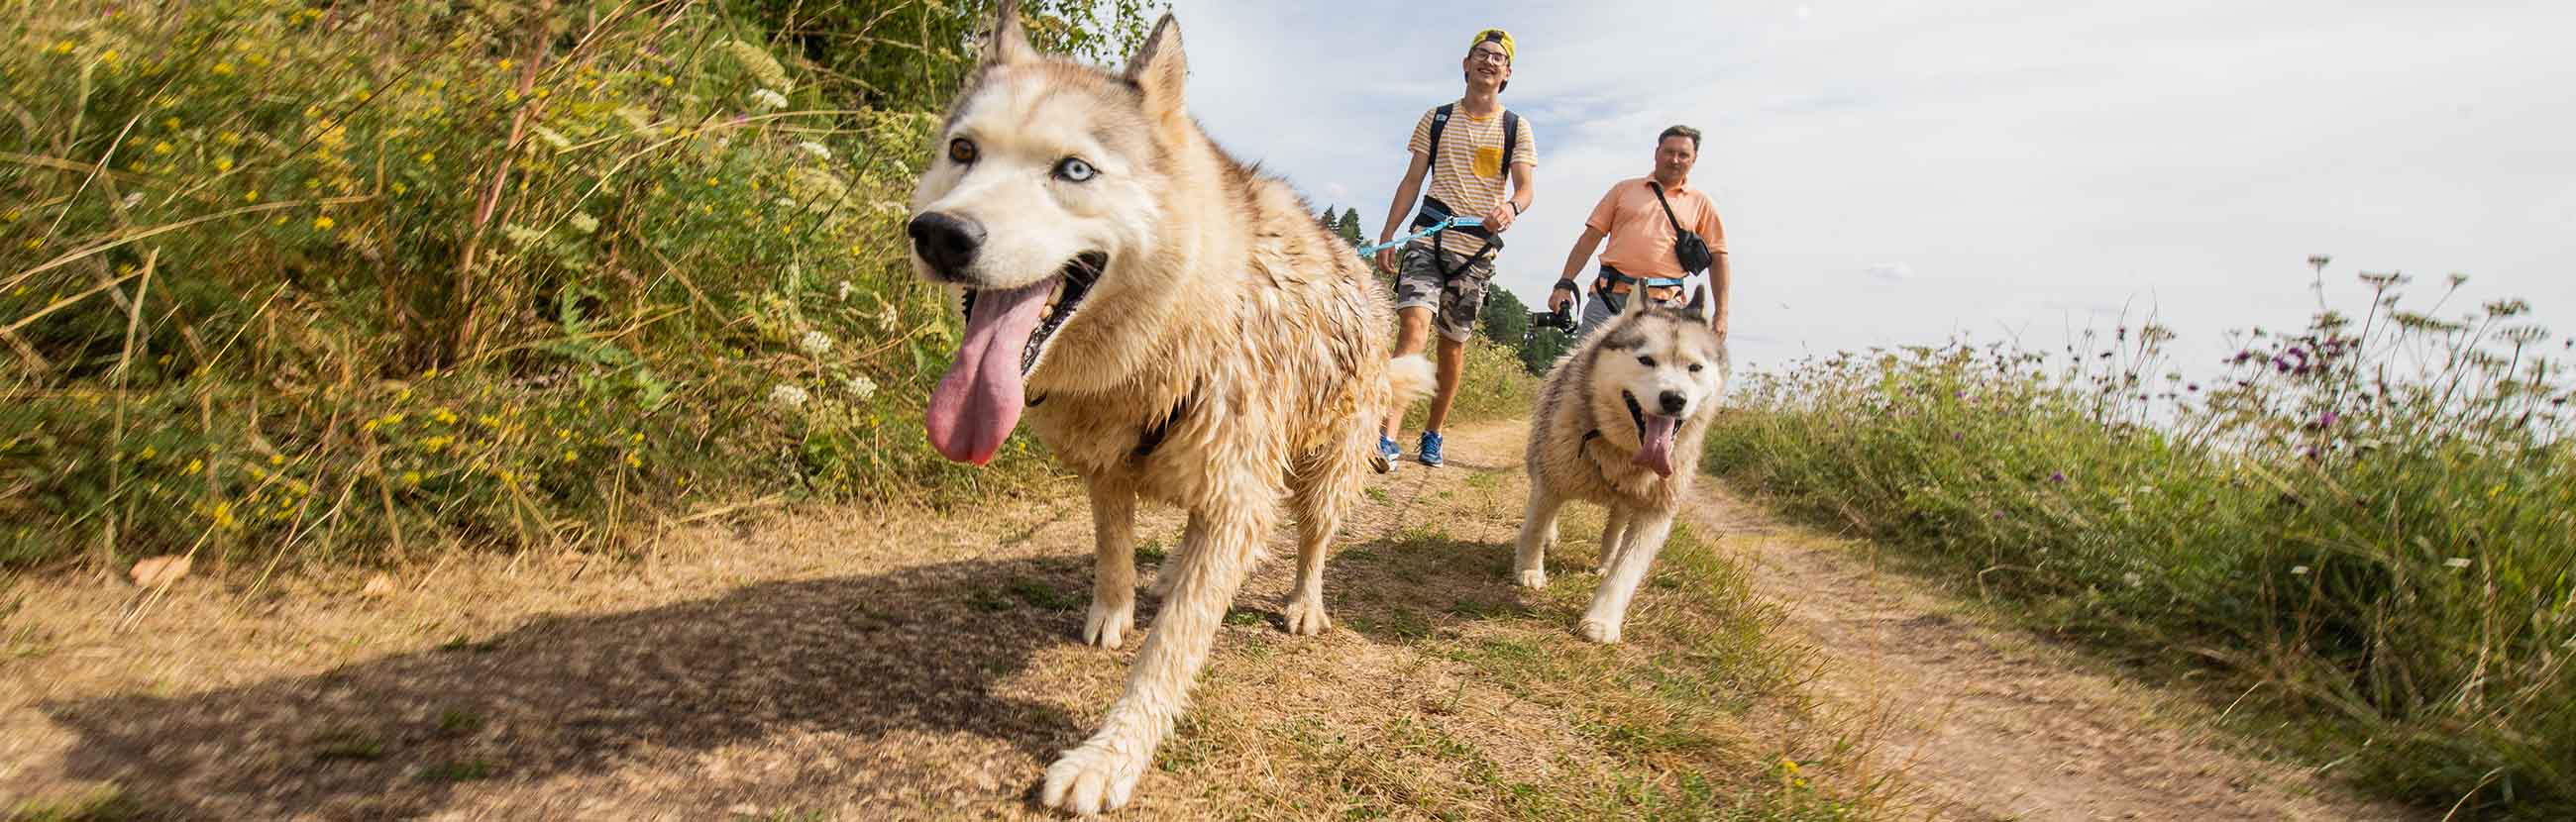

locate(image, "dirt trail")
(2, 418), (2405, 821)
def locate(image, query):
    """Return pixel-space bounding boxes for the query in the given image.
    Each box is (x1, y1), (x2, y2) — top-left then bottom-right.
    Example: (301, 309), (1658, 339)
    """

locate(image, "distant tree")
(1479, 285), (1531, 351)
(1335, 209), (1364, 248)
(1319, 205), (1338, 228)
(1522, 327), (1574, 375)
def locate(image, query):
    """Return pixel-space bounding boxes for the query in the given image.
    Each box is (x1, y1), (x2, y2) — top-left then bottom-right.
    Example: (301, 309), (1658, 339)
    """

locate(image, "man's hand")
(1711, 320), (1728, 340)
(1548, 280), (1575, 312)
(1481, 201), (1517, 234)
(1374, 242), (1401, 274)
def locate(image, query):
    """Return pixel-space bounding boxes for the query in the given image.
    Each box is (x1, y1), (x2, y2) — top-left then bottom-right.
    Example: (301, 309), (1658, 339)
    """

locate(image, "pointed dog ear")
(1619, 286), (1652, 319)
(1125, 14), (1187, 125)
(1684, 285), (1708, 320)
(982, 0), (1037, 67)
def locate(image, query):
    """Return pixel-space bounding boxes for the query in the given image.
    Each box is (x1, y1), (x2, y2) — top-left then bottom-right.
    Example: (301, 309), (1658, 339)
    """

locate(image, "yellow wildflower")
(212, 503), (238, 529)
(432, 408), (459, 425)
(214, 157), (234, 172)
(184, 459), (204, 475)
(52, 41), (74, 55)
(401, 470), (422, 486)
(138, 446), (158, 461)
(497, 57), (513, 71)
(244, 190), (260, 202)
(212, 61), (235, 76)
(418, 152), (436, 164)
(624, 453), (642, 468)
(313, 216), (335, 231)
(1, 208), (18, 222)
(153, 142), (173, 155)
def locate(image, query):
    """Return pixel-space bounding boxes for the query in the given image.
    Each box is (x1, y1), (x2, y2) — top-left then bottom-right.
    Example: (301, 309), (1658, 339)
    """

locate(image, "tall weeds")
(1706, 271), (2576, 818)
(0, 0), (1149, 569)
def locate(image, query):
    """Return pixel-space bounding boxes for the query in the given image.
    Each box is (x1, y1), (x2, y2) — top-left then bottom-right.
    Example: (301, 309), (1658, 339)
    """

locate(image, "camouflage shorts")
(1391, 243), (1497, 343)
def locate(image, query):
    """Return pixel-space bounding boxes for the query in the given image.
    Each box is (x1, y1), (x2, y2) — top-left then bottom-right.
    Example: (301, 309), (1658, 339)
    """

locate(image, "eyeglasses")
(1468, 48), (1510, 64)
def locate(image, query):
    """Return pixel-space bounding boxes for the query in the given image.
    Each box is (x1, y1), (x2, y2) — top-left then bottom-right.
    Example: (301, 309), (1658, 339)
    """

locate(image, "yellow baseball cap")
(1469, 28), (1514, 62)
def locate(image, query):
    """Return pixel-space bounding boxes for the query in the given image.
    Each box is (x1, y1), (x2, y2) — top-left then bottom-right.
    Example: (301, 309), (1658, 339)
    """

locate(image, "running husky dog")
(908, 3), (1432, 813)
(1513, 288), (1730, 644)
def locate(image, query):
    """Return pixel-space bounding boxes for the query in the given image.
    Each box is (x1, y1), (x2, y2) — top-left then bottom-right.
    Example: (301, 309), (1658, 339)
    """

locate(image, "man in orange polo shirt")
(1551, 125), (1729, 340)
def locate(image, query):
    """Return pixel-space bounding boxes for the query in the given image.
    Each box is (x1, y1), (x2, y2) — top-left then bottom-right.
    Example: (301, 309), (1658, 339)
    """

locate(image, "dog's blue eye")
(1055, 157), (1096, 182)
(947, 139), (977, 164)
(1638, 356), (1657, 367)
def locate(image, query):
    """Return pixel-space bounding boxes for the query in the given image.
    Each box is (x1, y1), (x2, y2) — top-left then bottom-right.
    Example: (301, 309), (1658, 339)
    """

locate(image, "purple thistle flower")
(2318, 410), (2338, 428)
(2049, 470), (2067, 483)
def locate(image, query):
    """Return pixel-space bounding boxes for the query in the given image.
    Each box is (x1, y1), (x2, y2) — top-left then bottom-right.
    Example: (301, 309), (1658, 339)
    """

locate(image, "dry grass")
(1, 422), (1879, 821)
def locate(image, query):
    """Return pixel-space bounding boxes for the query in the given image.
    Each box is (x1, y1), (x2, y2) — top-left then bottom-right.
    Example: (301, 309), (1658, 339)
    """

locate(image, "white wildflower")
(835, 280), (853, 301)
(798, 330), (833, 357)
(797, 141), (830, 161)
(750, 88), (789, 111)
(2444, 557), (2472, 569)
(567, 213), (598, 235)
(774, 196), (798, 210)
(844, 375), (876, 400)
(532, 125), (573, 151)
(120, 192), (145, 209)
(767, 383), (808, 409)
(2122, 571), (2143, 588)
(502, 224), (546, 247)
(2291, 565), (2310, 576)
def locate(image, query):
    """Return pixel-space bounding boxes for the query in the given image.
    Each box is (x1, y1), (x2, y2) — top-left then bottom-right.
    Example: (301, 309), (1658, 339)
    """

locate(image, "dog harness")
(1409, 103), (1520, 282)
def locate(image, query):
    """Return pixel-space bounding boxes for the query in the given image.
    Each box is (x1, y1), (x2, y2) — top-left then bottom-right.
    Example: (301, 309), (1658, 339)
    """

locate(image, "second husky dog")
(908, 3), (1432, 814)
(1513, 288), (1729, 643)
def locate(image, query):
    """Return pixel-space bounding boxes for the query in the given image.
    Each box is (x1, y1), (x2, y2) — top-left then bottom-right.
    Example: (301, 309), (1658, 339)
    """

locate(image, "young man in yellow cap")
(1371, 27), (1538, 470)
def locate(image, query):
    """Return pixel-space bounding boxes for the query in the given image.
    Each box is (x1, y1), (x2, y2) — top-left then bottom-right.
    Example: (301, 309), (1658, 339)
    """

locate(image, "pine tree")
(1318, 205), (1338, 228)
(1335, 209), (1364, 248)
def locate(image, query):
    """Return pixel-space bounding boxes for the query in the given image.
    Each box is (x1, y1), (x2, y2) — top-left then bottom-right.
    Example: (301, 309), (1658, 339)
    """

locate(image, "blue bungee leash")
(1353, 216), (1484, 257)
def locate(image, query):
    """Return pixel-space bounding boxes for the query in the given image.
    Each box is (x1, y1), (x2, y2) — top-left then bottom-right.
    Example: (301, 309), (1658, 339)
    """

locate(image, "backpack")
(1427, 103), (1519, 178)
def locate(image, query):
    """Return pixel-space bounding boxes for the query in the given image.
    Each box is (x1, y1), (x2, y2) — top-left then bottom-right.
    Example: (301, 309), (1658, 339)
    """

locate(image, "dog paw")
(1082, 596), (1134, 650)
(1281, 595), (1333, 636)
(1040, 743), (1143, 814)
(1576, 617), (1622, 645)
(1515, 568), (1549, 589)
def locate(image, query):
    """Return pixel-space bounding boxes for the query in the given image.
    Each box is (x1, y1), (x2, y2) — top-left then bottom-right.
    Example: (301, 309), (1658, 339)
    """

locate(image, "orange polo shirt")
(1583, 177), (1726, 280)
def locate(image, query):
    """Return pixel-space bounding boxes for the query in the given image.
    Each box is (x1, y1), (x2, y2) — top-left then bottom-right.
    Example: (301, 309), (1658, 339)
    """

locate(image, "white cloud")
(1170, 0), (2576, 372)
(1867, 262), (1915, 282)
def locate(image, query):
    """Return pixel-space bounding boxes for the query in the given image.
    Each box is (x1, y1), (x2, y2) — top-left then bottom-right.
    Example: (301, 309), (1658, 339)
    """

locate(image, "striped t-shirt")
(1406, 101), (1537, 256)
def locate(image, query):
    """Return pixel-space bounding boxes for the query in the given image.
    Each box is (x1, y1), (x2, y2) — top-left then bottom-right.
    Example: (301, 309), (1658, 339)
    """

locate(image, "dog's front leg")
(1084, 478), (1137, 650)
(1595, 504), (1634, 576)
(1042, 500), (1273, 813)
(1578, 511), (1673, 644)
(1512, 480), (1564, 589)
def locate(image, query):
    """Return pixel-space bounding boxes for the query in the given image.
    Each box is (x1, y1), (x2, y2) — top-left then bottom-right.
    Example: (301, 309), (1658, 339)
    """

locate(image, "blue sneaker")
(1417, 431), (1445, 467)
(1372, 436), (1401, 473)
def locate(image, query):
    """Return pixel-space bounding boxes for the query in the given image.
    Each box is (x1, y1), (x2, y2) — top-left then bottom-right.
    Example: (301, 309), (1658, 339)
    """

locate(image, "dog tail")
(1385, 355), (1436, 404)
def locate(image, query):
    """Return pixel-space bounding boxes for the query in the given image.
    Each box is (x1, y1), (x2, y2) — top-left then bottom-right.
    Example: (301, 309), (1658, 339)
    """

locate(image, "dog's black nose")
(1658, 390), (1687, 415)
(908, 212), (984, 278)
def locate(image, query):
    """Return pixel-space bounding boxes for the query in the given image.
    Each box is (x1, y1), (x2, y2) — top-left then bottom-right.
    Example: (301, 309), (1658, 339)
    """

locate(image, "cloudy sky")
(1153, 0), (2576, 371)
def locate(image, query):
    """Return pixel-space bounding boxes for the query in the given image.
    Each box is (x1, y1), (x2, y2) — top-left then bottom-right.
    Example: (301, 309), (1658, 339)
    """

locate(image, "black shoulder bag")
(1648, 180), (1713, 275)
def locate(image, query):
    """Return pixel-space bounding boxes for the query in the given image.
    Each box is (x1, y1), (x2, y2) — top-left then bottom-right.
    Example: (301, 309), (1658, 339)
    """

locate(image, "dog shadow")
(1322, 530), (1542, 645)
(36, 555), (1099, 820)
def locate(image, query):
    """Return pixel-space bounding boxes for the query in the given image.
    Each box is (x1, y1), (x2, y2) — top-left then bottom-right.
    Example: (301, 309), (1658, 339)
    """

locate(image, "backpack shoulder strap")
(1427, 104), (1453, 159)
(1501, 110), (1520, 172)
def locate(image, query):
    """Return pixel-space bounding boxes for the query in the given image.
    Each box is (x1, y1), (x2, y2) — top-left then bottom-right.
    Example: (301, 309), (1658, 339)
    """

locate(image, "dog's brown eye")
(1688, 362), (1704, 372)
(1638, 356), (1657, 367)
(947, 138), (977, 164)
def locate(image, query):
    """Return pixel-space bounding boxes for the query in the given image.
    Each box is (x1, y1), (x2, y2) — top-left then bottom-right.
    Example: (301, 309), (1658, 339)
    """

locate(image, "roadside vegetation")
(1, 0), (1152, 570)
(1705, 270), (2576, 819)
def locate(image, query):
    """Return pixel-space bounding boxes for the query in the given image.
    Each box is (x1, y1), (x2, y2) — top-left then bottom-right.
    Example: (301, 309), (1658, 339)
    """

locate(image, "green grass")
(0, 0), (1153, 570)
(1404, 336), (1541, 432)
(1704, 273), (2575, 819)
(4, 785), (142, 822)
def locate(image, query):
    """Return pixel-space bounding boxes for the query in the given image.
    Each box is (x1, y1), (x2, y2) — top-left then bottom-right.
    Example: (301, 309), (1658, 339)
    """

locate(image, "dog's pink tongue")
(1634, 415), (1679, 478)
(925, 280), (1054, 465)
